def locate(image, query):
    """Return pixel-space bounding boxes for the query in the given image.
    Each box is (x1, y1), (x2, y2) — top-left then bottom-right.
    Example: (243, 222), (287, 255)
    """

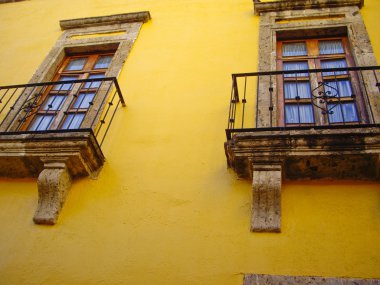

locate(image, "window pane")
(321, 59), (347, 76)
(285, 104), (314, 124)
(53, 76), (77, 91)
(319, 40), (344, 55)
(29, 115), (54, 131)
(64, 58), (86, 71)
(73, 93), (95, 109)
(283, 61), (309, 78)
(61, 113), (85, 129)
(324, 80), (353, 98)
(282, 42), (307, 57)
(94, 55), (112, 69)
(42, 95), (66, 110)
(328, 102), (358, 123)
(284, 82), (311, 99)
(84, 74), (105, 89)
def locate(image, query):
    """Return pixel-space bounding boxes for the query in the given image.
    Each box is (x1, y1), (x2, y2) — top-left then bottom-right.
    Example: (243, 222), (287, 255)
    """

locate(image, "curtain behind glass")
(319, 40), (344, 55)
(285, 104), (314, 124)
(328, 102), (358, 123)
(282, 42), (307, 57)
(283, 61), (309, 78)
(324, 80), (352, 98)
(321, 59), (347, 76)
(284, 82), (311, 99)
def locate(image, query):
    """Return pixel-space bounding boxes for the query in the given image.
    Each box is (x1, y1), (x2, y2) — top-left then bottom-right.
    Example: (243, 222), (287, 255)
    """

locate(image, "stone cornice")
(60, 11), (151, 30)
(254, 0), (364, 15)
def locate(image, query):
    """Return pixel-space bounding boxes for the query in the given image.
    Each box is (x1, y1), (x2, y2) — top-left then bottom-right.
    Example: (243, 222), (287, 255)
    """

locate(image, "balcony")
(224, 66), (380, 232)
(0, 77), (125, 224)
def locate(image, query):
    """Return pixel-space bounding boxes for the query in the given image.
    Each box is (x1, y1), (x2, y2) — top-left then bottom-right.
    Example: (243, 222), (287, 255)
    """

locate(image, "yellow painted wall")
(0, 0), (379, 284)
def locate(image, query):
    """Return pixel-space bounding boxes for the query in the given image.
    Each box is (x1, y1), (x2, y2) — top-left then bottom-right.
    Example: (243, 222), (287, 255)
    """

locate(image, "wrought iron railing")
(0, 77), (125, 146)
(226, 66), (380, 140)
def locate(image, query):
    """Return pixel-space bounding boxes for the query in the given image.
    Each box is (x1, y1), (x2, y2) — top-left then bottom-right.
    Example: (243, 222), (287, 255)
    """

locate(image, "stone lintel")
(243, 274), (380, 285)
(33, 158), (72, 225)
(0, 130), (105, 178)
(251, 163), (282, 232)
(60, 11), (151, 30)
(254, 0), (364, 15)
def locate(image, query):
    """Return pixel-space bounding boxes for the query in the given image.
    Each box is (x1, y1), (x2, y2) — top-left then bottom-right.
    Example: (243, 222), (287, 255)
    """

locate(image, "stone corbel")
(33, 158), (72, 225)
(251, 162), (282, 232)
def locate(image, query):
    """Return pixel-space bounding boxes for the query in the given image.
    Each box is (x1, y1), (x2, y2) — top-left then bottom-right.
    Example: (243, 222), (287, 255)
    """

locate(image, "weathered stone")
(243, 274), (379, 285)
(33, 158), (72, 225)
(254, 0), (364, 15)
(251, 163), (282, 232)
(60, 11), (151, 30)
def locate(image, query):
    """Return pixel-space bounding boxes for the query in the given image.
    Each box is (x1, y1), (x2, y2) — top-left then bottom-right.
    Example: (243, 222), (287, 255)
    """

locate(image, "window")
(24, 53), (114, 131)
(277, 37), (364, 126)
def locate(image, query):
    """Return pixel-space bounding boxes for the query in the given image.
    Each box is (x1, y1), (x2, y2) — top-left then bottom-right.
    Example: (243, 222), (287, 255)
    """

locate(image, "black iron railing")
(226, 66), (380, 139)
(0, 77), (125, 146)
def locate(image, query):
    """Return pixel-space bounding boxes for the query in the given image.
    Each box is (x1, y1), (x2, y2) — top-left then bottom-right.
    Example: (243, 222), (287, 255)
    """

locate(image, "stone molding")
(243, 274), (380, 285)
(60, 11), (151, 30)
(254, 0), (364, 15)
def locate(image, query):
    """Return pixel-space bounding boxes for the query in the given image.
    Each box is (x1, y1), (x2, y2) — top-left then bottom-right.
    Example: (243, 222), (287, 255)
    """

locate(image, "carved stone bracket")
(251, 163), (282, 232)
(33, 158), (72, 225)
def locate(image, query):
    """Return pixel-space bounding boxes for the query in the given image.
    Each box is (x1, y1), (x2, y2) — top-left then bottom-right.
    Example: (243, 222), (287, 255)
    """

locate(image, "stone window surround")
(0, 11), (151, 225)
(225, 0), (380, 233)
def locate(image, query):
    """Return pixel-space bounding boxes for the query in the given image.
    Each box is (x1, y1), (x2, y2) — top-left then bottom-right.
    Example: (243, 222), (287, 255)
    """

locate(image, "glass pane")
(328, 102), (358, 123)
(283, 61), (309, 78)
(324, 80), (353, 98)
(53, 76), (77, 91)
(284, 82), (311, 99)
(61, 113), (85, 130)
(64, 58), (86, 71)
(319, 40), (344, 55)
(321, 59), (347, 76)
(73, 93), (95, 109)
(84, 74), (105, 89)
(29, 115), (54, 131)
(94, 55), (113, 69)
(285, 104), (314, 124)
(282, 42), (307, 57)
(42, 95), (66, 110)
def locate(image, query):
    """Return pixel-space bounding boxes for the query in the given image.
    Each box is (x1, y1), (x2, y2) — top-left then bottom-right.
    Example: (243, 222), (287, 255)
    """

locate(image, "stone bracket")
(33, 158), (72, 225)
(251, 163), (282, 232)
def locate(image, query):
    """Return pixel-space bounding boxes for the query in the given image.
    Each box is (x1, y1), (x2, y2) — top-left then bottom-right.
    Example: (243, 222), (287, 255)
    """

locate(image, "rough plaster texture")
(243, 274), (380, 285)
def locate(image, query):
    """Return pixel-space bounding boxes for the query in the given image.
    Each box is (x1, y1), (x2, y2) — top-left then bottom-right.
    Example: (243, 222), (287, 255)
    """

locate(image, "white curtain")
(94, 55), (113, 69)
(61, 113), (85, 129)
(65, 58), (86, 71)
(324, 80), (352, 98)
(283, 61), (309, 78)
(321, 59), (347, 76)
(319, 40), (344, 55)
(84, 74), (104, 89)
(282, 42), (307, 57)
(285, 82), (311, 99)
(328, 102), (358, 123)
(43, 95), (66, 110)
(285, 104), (314, 124)
(29, 115), (54, 131)
(73, 93), (95, 109)
(54, 76), (76, 91)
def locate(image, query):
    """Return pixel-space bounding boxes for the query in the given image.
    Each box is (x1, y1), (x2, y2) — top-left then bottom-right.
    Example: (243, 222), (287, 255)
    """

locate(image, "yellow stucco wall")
(0, 0), (379, 284)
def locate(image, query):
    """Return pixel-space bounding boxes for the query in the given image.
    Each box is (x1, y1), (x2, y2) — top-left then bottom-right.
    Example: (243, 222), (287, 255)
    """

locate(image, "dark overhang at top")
(254, 0), (364, 15)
